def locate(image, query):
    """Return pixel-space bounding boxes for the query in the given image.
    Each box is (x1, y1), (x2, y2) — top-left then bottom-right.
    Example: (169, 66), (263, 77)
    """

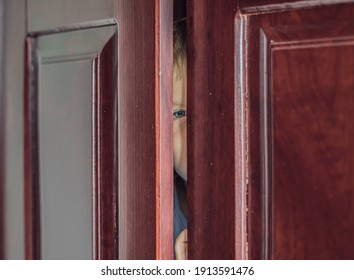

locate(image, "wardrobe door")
(188, 0), (354, 259)
(1, 0), (173, 260)
(239, 0), (354, 260)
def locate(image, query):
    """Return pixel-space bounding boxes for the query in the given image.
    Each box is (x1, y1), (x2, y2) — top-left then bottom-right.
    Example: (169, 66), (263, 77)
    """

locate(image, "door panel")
(24, 7), (117, 260)
(2, 0), (173, 260)
(241, 2), (354, 259)
(238, 0), (354, 12)
(3, 0), (352, 261)
(188, 0), (354, 259)
(39, 60), (93, 260)
(272, 44), (354, 259)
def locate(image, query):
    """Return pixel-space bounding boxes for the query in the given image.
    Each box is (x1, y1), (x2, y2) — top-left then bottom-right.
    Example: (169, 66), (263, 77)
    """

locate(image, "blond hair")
(173, 18), (186, 78)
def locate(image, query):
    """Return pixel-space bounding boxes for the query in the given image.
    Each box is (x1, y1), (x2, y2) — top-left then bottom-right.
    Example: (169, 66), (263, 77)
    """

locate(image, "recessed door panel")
(39, 60), (93, 259)
(25, 24), (117, 260)
(2, 0), (173, 260)
(272, 44), (354, 259)
(241, 1), (354, 259)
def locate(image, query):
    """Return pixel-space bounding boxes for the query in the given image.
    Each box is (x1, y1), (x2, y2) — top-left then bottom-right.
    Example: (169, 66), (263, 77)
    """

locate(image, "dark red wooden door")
(242, 1), (354, 260)
(187, 0), (239, 260)
(2, 0), (354, 261)
(1, 0), (173, 260)
(117, 0), (174, 260)
(188, 0), (354, 259)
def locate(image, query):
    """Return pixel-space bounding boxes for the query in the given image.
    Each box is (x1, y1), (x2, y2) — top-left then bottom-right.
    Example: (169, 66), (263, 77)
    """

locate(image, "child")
(173, 18), (188, 260)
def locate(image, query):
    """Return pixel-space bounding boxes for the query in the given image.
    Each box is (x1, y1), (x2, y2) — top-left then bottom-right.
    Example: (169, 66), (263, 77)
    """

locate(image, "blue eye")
(173, 109), (187, 120)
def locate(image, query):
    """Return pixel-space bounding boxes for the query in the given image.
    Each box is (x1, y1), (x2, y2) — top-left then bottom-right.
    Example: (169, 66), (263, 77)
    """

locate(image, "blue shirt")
(173, 179), (187, 243)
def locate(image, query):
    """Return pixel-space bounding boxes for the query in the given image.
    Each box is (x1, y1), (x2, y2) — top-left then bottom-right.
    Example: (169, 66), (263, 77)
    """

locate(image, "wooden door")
(1, 0), (173, 260)
(187, 0), (354, 259)
(187, 0), (241, 260)
(241, 0), (354, 260)
(3, 0), (354, 261)
(117, 0), (174, 259)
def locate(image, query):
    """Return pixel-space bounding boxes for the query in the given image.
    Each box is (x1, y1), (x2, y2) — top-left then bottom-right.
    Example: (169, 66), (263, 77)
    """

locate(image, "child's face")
(173, 58), (187, 181)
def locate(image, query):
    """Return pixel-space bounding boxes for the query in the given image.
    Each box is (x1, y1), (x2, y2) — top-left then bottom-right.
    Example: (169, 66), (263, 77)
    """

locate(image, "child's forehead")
(173, 63), (187, 107)
(173, 57), (187, 79)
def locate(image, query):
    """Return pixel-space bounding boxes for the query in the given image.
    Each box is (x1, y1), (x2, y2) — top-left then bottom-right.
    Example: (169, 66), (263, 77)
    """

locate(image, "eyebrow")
(173, 103), (187, 108)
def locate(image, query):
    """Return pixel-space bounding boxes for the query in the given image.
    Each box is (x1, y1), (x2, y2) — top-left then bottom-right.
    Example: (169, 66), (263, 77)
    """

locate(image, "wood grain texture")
(187, 0), (239, 259)
(240, 1), (354, 259)
(117, 0), (174, 259)
(272, 41), (354, 260)
(94, 32), (118, 260)
(238, 0), (354, 13)
(157, 0), (174, 260)
(24, 37), (41, 260)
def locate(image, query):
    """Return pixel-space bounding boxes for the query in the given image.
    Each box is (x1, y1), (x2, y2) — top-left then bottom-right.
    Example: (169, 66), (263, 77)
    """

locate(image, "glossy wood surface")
(24, 36), (40, 260)
(189, 0), (354, 259)
(117, 0), (174, 259)
(157, 0), (174, 260)
(1, 0), (174, 260)
(187, 0), (240, 259)
(95, 33), (118, 260)
(2, 0), (353, 260)
(238, 0), (354, 12)
(239, 1), (354, 259)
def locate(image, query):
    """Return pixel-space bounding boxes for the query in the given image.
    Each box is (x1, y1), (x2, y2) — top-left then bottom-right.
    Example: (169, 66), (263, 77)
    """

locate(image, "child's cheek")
(173, 119), (188, 181)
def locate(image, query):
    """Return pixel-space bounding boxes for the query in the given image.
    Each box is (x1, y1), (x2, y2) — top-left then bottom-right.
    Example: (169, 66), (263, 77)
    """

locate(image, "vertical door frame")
(116, 0), (174, 259)
(187, 0), (242, 260)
